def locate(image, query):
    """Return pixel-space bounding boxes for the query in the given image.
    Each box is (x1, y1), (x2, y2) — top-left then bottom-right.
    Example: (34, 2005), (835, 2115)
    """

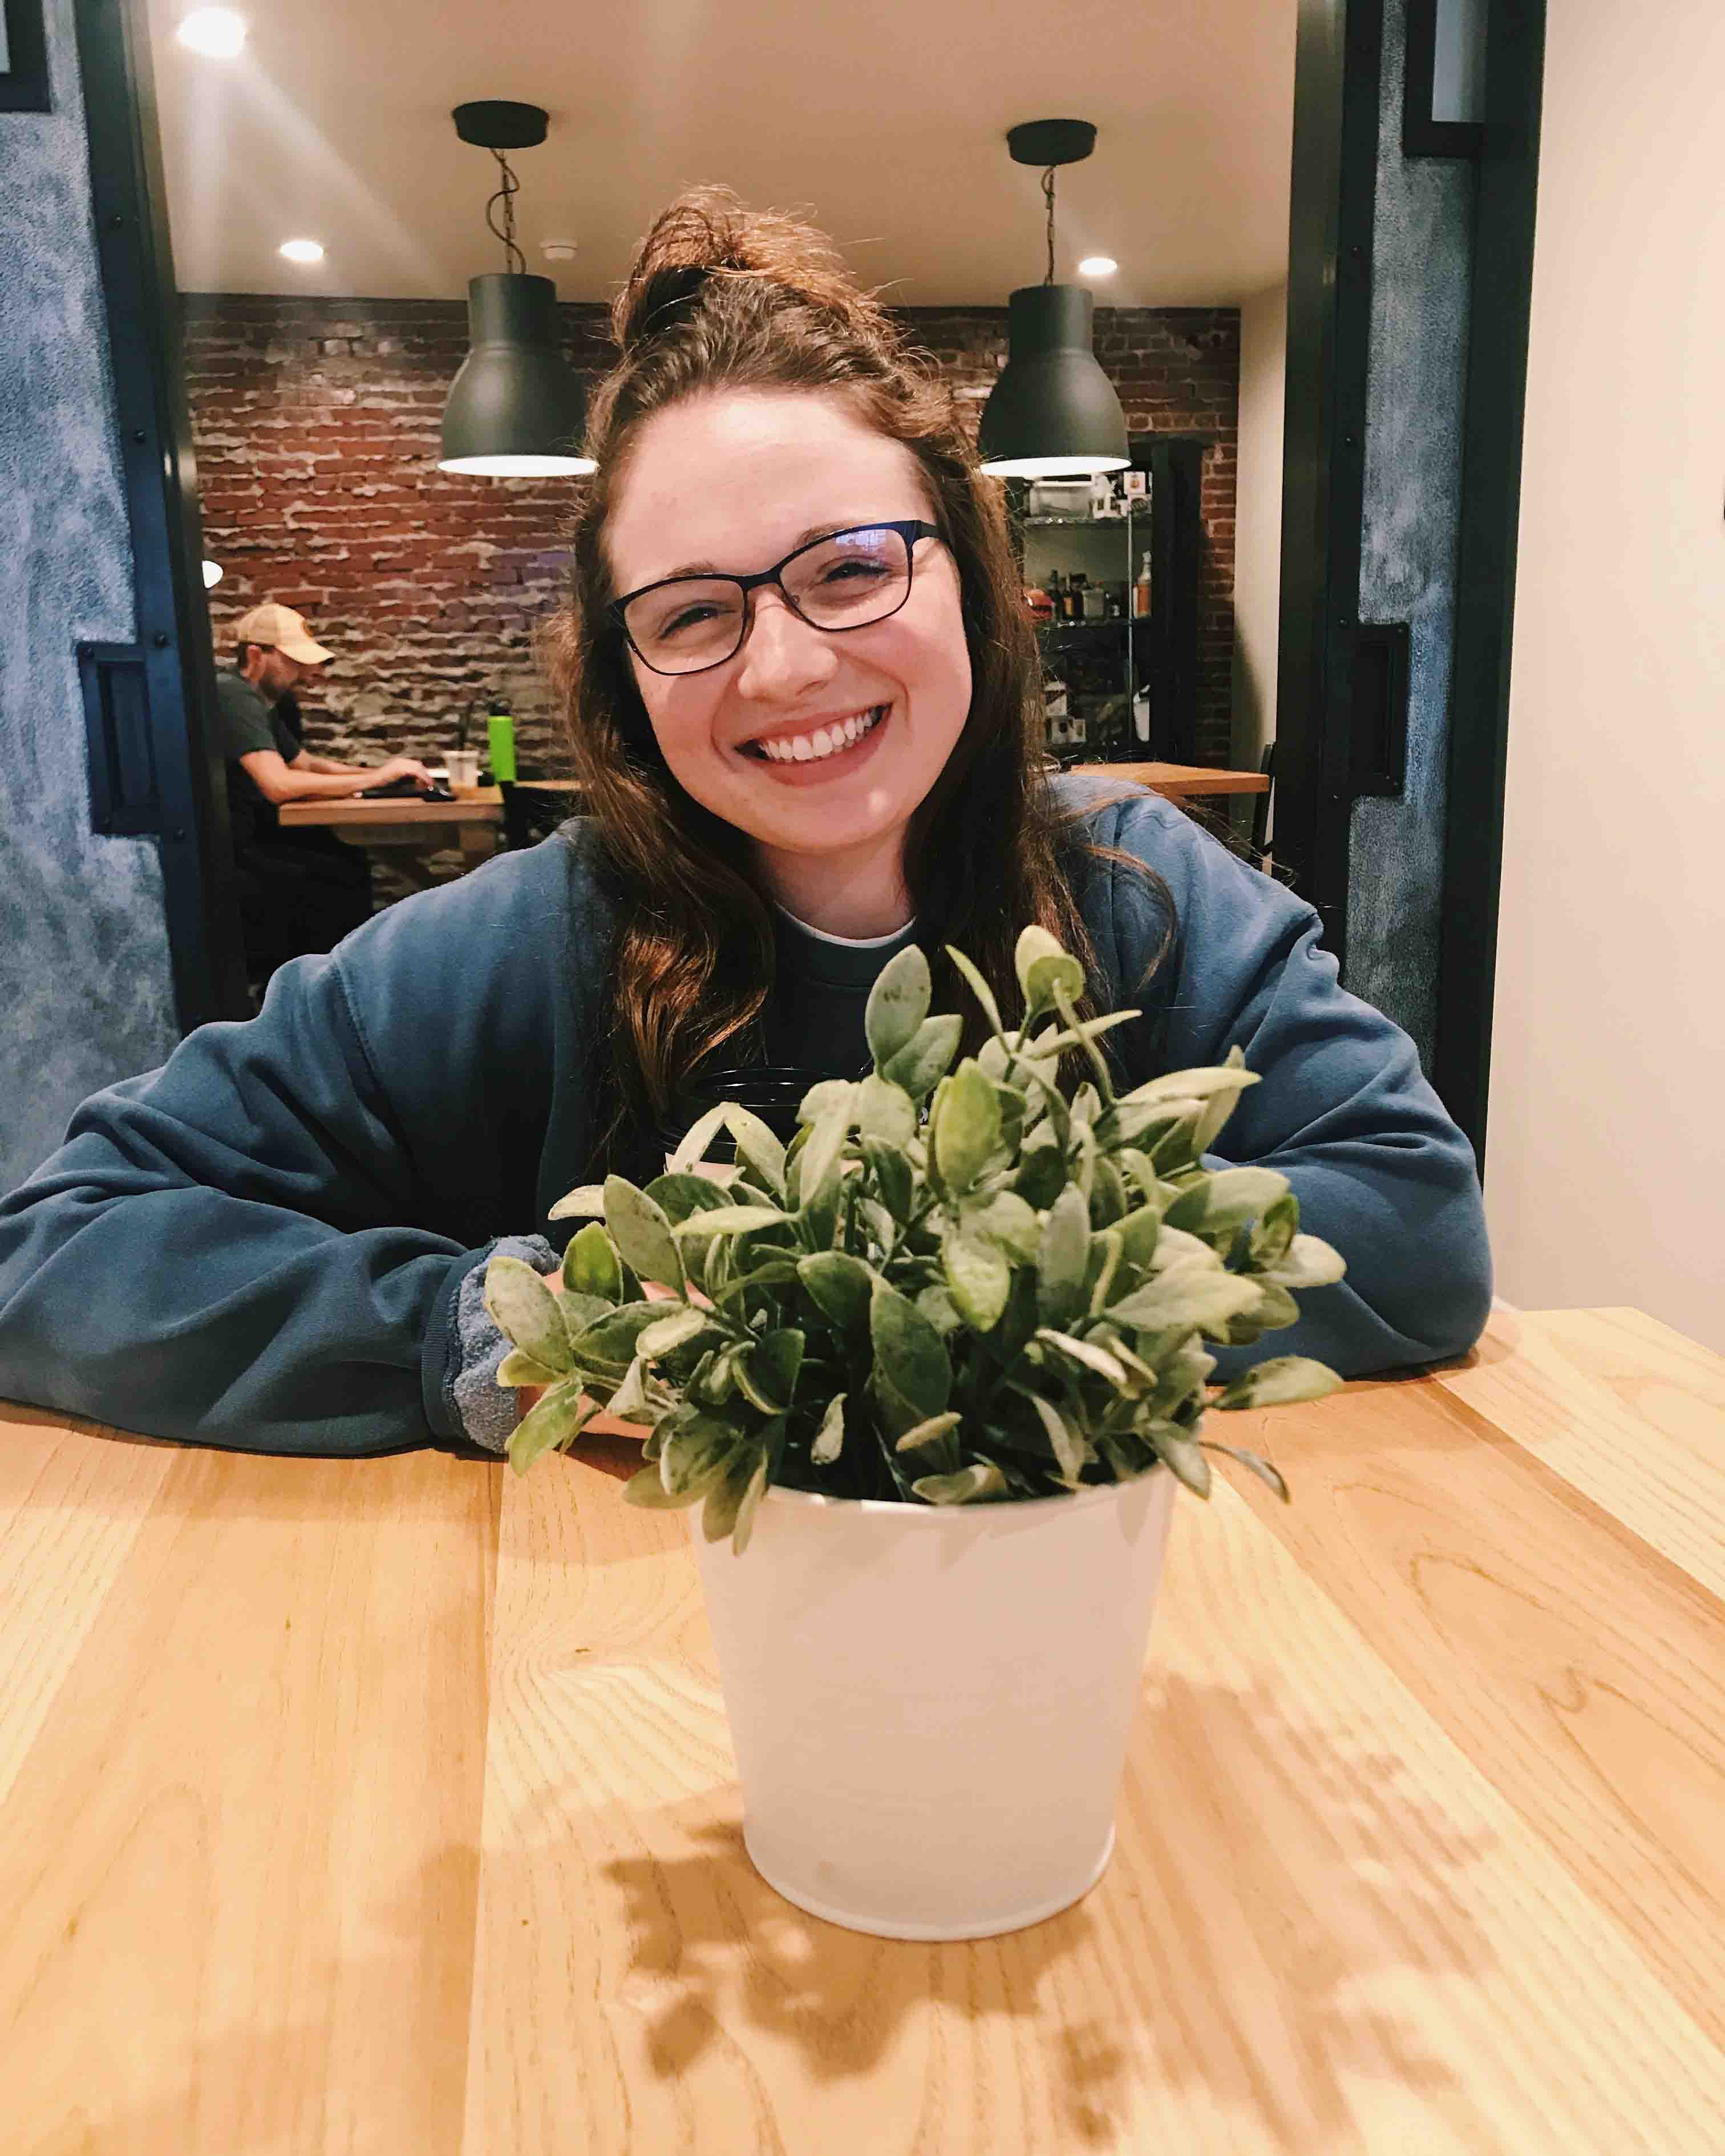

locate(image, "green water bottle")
(486, 701), (516, 785)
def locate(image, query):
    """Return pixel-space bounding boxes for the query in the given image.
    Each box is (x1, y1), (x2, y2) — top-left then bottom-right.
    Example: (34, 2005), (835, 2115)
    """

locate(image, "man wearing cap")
(216, 603), (432, 986)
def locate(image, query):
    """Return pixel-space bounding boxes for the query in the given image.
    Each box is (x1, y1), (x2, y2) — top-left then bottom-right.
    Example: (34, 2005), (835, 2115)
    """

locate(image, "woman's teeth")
(752, 706), (886, 764)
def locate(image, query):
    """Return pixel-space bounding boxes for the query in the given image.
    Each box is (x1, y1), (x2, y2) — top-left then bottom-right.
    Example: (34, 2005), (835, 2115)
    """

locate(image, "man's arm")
(242, 749), (430, 804)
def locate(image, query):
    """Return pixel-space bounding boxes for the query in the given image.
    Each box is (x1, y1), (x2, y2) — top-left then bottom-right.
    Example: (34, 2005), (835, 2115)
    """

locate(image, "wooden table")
(279, 787), (504, 890)
(513, 763), (1270, 804)
(5, 1304), (1723, 2153)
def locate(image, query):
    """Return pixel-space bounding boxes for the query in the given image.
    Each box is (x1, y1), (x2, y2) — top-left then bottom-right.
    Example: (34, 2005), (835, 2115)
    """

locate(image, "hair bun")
(613, 185), (873, 355)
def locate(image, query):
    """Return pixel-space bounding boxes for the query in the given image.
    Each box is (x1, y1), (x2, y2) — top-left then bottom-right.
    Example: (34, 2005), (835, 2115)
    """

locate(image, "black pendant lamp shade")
(977, 285), (1128, 477)
(439, 272), (594, 476)
(438, 101), (596, 477)
(978, 118), (1129, 479)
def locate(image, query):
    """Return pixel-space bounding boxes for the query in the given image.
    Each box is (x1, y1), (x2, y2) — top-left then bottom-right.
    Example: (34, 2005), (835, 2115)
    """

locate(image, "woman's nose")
(734, 589), (837, 700)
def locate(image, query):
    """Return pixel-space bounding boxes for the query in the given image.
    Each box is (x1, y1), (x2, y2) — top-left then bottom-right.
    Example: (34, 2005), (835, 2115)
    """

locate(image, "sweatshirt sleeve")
(1090, 790), (1493, 1379)
(0, 946), (493, 1456)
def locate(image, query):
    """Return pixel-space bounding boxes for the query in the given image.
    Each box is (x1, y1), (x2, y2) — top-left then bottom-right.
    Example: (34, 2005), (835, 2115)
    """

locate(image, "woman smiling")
(0, 190), (1492, 1456)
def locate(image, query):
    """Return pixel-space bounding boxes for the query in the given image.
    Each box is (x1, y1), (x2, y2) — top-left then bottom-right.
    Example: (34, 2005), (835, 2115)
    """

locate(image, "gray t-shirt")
(214, 670), (299, 850)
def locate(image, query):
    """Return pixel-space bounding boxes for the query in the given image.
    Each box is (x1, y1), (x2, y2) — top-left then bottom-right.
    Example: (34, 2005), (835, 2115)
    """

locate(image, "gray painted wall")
(1347, 0), (1476, 1071)
(0, 0), (179, 1186)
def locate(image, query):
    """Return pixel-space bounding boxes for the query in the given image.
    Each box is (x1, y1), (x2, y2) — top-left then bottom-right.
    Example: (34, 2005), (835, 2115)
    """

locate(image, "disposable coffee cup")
(446, 748), (481, 789)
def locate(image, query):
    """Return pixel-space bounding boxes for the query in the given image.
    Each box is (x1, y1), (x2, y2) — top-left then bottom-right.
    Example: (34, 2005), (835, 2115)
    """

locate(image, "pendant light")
(978, 120), (1129, 479)
(438, 102), (596, 477)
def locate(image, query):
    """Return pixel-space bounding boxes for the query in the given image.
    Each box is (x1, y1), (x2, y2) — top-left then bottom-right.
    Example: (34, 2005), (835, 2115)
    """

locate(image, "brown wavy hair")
(540, 187), (1171, 1152)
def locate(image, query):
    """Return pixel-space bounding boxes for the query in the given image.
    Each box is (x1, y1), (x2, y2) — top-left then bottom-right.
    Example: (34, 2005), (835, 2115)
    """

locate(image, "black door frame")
(71, 0), (246, 1030)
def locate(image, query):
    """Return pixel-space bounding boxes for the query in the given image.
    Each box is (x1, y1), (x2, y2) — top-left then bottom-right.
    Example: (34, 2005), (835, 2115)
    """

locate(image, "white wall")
(1486, 0), (1725, 1350)
(1231, 281), (1287, 799)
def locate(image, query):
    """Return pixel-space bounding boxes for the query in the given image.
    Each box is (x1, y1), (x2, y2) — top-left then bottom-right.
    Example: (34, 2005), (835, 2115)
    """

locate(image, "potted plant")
(485, 927), (1345, 1939)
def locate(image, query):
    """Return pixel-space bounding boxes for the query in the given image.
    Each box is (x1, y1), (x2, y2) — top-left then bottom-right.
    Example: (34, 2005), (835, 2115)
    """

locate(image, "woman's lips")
(739, 704), (892, 786)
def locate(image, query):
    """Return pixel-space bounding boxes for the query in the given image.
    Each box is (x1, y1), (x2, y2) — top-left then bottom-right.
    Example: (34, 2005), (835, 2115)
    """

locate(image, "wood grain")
(6, 1310), (1725, 2154)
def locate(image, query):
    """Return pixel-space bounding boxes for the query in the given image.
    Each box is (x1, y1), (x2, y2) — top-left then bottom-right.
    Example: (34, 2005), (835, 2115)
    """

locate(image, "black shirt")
(214, 670), (300, 850)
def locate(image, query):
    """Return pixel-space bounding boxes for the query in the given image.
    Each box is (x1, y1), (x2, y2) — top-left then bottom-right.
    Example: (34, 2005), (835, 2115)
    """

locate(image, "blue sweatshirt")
(0, 783), (1492, 1454)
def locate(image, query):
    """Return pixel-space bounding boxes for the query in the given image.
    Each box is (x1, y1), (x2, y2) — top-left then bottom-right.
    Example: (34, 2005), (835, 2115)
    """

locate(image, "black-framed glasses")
(611, 519), (942, 677)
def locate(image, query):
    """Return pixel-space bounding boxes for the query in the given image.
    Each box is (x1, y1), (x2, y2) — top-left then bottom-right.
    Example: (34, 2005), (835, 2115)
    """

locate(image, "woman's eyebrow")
(650, 520), (878, 583)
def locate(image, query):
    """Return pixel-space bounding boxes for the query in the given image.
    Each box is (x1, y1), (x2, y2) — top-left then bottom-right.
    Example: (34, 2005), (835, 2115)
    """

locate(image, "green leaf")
(660, 1420), (738, 1498)
(643, 1173), (736, 1226)
(796, 1105), (851, 1211)
(1106, 1268), (1264, 1336)
(547, 1184), (607, 1221)
(1014, 1138), (1069, 1211)
(1201, 1441), (1291, 1503)
(943, 943), (1005, 1033)
(932, 1059), (1001, 1194)
(701, 1443), (767, 1546)
(665, 1100), (730, 1176)
(736, 1328), (804, 1414)
(882, 1013), (963, 1100)
(1036, 1182), (1091, 1328)
(608, 1354), (653, 1421)
(507, 1379), (595, 1474)
(864, 1138), (915, 1222)
(1249, 1190), (1299, 1267)
(1024, 1392), (1091, 1484)
(1115, 1204), (1163, 1269)
(864, 943), (932, 1067)
(603, 1176), (685, 1295)
(798, 1077), (859, 1125)
(810, 1392), (847, 1465)
(968, 1189), (1042, 1262)
(1148, 1423), (1212, 1498)
(797, 1250), (875, 1331)
(893, 1409), (963, 1455)
(1256, 1234), (1347, 1290)
(1084, 1226), (1124, 1314)
(637, 1305), (711, 1358)
(720, 1105), (786, 1200)
(941, 1227), (1012, 1331)
(1214, 1355), (1344, 1411)
(1148, 1225), (1225, 1273)
(622, 1462), (697, 1510)
(856, 1072), (917, 1146)
(496, 1347), (562, 1389)
(567, 1300), (672, 1373)
(483, 1256), (573, 1375)
(562, 1220), (625, 1301)
(912, 1462), (1008, 1505)
(917, 1283), (964, 1336)
(1013, 926), (1086, 1017)
(1035, 1327), (1131, 1389)
(1165, 1167), (1291, 1238)
(671, 1203), (789, 1237)
(1116, 1062), (1261, 1111)
(869, 1277), (952, 1418)
(727, 1450), (773, 1554)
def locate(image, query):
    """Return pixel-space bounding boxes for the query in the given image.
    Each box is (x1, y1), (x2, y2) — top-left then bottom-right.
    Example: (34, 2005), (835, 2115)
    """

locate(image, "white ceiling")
(147, 0), (1297, 310)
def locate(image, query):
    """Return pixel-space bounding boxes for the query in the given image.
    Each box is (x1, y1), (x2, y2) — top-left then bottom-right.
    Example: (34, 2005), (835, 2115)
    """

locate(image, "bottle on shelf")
(1133, 553), (1153, 619)
(1067, 573), (1088, 623)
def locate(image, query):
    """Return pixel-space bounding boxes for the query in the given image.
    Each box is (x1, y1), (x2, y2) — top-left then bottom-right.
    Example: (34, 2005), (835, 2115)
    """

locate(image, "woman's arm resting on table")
(0, 950), (500, 1456)
(1094, 791), (1494, 1380)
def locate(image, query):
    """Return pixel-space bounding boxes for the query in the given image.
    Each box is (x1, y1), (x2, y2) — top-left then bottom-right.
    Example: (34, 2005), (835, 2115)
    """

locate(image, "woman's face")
(603, 390), (973, 878)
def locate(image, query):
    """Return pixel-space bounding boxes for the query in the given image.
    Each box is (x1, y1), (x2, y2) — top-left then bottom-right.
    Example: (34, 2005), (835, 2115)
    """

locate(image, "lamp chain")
(486, 149), (527, 277)
(1042, 164), (1057, 285)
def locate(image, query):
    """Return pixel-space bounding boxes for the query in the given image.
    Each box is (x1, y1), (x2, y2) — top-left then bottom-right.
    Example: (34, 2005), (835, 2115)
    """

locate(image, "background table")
(515, 763), (1268, 805)
(5, 1304), (1723, 2153)
(279, 786), (504, 890)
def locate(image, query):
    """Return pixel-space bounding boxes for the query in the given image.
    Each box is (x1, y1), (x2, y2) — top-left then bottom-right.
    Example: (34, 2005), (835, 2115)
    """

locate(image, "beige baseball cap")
(233, 603), (333, 665)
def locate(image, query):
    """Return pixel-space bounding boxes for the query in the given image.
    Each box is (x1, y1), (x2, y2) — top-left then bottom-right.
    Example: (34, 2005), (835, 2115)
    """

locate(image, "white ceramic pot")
(688, 1465), (1177, 1940)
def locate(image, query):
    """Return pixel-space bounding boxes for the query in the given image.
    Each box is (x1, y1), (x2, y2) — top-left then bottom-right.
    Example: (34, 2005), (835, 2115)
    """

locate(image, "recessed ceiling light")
(176, 9), (247, 58)
(1078, 256), (1119, 278)
(278, 238), (326, 265)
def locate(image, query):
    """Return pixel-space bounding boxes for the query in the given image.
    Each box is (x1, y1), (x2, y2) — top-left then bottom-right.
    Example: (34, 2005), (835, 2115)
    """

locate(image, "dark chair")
(500, 779), (575, 852)
(1249, 742), (1275, 868)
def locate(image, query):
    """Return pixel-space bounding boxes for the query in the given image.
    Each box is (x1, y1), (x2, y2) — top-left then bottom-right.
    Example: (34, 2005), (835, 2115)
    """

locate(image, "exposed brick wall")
(182, 294), (1237, 773)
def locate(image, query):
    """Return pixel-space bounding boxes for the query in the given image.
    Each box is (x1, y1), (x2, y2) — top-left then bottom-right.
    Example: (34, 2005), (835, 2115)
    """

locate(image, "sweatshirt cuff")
(420, 1235), (558, 1450)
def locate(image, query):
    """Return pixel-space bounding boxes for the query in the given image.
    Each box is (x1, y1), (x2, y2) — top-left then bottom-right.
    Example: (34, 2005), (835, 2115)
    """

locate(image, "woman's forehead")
(605, 388), (929, 587)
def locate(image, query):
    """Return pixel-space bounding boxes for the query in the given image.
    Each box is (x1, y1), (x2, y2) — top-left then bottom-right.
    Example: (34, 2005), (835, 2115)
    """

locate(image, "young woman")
(0, 191), (1491, 1458)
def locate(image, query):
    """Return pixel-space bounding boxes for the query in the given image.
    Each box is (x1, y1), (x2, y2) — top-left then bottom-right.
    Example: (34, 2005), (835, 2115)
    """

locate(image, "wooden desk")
(279, 787), (504, 889)
(5, 1305), (1723, 2153)
(512, 764), (1270, 804)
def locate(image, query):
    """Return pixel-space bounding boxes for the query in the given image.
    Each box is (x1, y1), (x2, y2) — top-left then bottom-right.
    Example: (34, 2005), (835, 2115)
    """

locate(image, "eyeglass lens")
(625, 525), (912, 673)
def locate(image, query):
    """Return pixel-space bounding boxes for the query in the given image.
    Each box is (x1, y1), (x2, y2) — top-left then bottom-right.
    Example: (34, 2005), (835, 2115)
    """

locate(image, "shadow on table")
(598, 1672), (1498, 2147)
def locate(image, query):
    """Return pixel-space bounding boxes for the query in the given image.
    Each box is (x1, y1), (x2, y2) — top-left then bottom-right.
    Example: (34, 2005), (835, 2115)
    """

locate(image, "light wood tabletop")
(278, 787), (505, 886)
(5, 1303), (1723, 2154)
